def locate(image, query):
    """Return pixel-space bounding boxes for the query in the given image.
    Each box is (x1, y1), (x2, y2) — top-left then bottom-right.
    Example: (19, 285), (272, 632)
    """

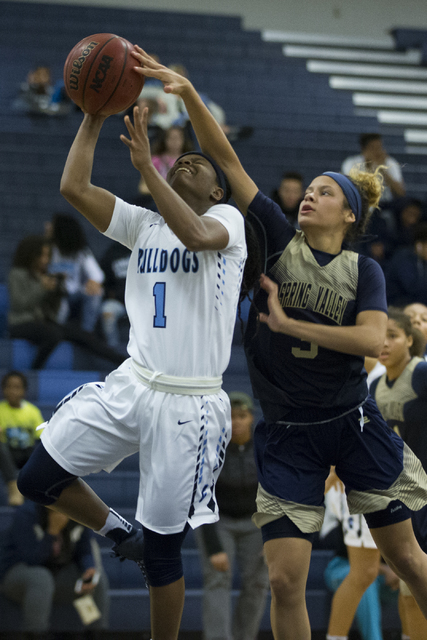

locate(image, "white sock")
(326, 636), (348, 640)
(95, 508), (133, 537)
(402, 635), (411, 640)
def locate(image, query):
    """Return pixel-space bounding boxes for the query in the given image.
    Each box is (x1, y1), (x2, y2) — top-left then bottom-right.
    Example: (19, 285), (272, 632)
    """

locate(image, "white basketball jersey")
(104, 197), (247, 377)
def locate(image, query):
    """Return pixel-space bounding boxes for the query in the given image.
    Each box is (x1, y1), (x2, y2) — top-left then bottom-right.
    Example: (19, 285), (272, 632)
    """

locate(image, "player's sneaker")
(111, 528), (144, 561)
(111, 528), (149, 585)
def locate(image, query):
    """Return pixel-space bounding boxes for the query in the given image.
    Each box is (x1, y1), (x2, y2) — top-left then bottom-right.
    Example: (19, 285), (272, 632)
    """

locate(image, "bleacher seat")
(0, 284), (8, 339)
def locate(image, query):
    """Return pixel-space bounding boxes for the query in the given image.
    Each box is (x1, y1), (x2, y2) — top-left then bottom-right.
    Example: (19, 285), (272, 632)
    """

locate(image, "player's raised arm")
(60, 114), (116, 232)
(132, 48), (258, 215)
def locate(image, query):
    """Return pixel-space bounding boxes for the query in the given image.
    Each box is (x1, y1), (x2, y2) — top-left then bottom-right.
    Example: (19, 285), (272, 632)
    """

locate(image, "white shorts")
(323, 484), (377, 549)
(41, 359), (231, 534)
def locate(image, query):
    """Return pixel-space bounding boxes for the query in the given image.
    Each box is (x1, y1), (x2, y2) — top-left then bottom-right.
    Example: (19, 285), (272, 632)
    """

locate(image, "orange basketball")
(63, 33), (145, 115)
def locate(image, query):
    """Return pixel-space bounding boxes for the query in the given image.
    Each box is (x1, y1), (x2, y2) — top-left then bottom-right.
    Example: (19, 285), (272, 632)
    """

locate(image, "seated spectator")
(342, 134), (407, 270)
(47, 213), (104, 334)
(0, 371), (43, 470)
(13, 65), (54, 115)
(270, 171), (304, 227)
(194, 392), (269, 640)
(135, 124), (194, 203)
(137, 55), (184, 131)
(151, 125), (194, 179)
(0, 502), (109, 638)
(341, 133), (406, 206)
(391, 196), (425, 250)
(100, 241), (131, 348)
(385, 222), (427, 307)
(8, 235), (125, 369)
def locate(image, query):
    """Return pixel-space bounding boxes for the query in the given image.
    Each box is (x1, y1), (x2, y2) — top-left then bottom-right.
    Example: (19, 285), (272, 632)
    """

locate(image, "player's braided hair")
(236, 218), (262, 329)
(343, 165), (384, 244)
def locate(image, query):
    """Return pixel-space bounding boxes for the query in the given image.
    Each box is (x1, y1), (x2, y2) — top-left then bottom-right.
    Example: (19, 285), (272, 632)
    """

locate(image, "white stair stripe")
(330, 76), (427, 94)
(378, 110), (427, 125)
(353, 93), (427, 109)
(307, 60), (427, 80)
(283, 45), (421, 65)
(404, 130), (427, 143)
(262, 30), (394, 49)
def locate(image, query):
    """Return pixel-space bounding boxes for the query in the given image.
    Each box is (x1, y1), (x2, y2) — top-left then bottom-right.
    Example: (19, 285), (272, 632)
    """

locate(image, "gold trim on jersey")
(269, 231), (359, 326)
(347, 442), (427, 515)
(374, 357), (423, 423)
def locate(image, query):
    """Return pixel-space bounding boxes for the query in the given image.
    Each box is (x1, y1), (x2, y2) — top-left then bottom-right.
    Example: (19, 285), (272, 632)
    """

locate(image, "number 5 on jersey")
(153, 282), (167, 328)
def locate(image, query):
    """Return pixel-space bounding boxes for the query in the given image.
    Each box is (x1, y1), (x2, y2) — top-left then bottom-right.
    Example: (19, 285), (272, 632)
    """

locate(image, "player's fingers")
(258, 312), (269, 324)
(260, 274), (278, 295)
(123, 113), (135, 135)
(119, 134), (132, 149)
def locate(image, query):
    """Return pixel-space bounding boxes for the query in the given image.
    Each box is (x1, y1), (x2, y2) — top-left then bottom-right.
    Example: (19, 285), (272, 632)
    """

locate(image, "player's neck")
(385, 354), (412, 381)
(304, 230), (343, 255)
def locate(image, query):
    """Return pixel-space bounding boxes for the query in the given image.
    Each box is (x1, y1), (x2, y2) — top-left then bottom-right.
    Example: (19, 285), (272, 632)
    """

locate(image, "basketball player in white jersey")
(17, 105), (248, 640)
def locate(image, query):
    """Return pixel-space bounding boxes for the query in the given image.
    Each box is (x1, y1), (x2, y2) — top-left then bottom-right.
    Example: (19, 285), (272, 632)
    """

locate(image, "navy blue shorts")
(254, 396), (405, 515)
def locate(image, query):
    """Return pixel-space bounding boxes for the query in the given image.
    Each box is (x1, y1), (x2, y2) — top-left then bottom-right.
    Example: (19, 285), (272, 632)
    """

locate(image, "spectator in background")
(47, 213), (104, 334)
(13, 65), (54, 115)
(342, 134), (406, 269)
(151, 125), (194, 179)
(270, 171), (304, 228)
(385, 222), (427, 307)
(137, 54), (184, 131)
(195, 392), (269, 640)
(0, 502), (109, 639)
(135, 125), (194, 206)
(100, 241), (131, 348)
(0, 371), (43, 470)
(403, 302), (427, 360)
(391, 197), (425, 251)
(341, 133), (406, 205)
(8, 235), (125, 369)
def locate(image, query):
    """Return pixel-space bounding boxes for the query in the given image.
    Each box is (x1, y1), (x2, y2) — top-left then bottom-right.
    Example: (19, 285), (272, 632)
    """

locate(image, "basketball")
(63, 33), (145, 116)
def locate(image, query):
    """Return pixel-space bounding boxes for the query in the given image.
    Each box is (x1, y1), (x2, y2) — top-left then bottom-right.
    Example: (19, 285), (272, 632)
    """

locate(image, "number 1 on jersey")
(153, 282), (167, 328)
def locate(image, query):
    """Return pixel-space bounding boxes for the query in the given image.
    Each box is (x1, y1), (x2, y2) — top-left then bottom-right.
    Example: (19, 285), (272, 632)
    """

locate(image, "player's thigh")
(41, 374), (141, 476)
(137, 390), (231, 533)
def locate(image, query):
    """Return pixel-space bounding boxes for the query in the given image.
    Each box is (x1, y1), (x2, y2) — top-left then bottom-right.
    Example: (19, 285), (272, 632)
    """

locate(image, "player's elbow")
(60, 178), (78, 204)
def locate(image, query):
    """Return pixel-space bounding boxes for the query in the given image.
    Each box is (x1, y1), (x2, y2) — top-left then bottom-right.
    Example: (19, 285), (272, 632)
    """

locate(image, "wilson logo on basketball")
(89, 55), (114, 93)
(68, 41), (99, 91)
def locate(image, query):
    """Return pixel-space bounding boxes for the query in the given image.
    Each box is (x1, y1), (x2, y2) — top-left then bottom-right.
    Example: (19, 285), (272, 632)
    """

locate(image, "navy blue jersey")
(245, 191), (388, 424)
(371, 358), (427, 472)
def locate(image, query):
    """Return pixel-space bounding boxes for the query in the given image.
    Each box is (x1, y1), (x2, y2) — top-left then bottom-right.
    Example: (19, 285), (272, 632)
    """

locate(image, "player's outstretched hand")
(131, 46), (191, 96)
(120, 106), (152, 174)
(258, 273), (289, 334)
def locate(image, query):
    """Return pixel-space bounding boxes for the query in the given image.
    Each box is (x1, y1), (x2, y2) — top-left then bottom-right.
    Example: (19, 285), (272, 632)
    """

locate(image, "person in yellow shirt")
(0, 371), (44, 470)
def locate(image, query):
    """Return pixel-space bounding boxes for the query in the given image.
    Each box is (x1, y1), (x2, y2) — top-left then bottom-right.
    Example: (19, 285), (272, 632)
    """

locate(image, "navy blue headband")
(323, 172), (362, 223)
(175, 152), (231, 204)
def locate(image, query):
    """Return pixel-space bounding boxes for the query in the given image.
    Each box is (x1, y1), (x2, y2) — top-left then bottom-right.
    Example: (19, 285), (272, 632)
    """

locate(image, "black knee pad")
(18, 442), (77, 505)
(141, 524), (189, 587)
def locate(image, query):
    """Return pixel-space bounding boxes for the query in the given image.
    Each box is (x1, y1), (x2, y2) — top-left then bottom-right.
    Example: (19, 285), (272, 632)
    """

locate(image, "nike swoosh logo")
(178, 420), (192, 425)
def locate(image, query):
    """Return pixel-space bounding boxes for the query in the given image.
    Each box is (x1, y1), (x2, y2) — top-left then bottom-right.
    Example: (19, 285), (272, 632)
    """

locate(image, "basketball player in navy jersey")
(134, 50), (427, 640)
(371, 309), (427, 640)
(17, 100), (252, 640)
